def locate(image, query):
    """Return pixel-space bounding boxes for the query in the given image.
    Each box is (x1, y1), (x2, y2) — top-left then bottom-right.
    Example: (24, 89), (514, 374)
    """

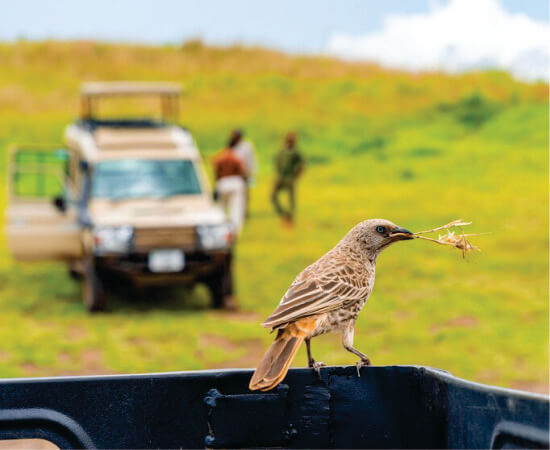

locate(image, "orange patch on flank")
(293, 316), (320, 335)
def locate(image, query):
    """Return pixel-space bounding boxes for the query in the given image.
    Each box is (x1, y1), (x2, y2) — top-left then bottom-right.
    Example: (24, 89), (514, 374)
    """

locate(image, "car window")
(92, 159), (202, 199)
(12, 148), (69, 199)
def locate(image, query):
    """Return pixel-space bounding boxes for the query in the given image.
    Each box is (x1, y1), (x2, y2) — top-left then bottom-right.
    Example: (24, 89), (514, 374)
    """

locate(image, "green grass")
(0, 41), (547, 392)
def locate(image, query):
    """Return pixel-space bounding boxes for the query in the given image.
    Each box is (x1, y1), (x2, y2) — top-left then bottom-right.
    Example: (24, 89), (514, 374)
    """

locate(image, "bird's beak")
(390, 227), (414, 240)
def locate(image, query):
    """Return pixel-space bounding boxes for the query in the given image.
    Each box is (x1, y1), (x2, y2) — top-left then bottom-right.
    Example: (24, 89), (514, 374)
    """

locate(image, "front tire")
(82, 259), (105, 312)
(207, 253), (236, 310)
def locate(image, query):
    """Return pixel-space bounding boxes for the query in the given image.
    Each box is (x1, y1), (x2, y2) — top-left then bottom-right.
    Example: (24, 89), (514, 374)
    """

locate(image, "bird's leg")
(305, 338), (314, 367)
(342, 322), (371, 377)
(305, 338), (325, 378)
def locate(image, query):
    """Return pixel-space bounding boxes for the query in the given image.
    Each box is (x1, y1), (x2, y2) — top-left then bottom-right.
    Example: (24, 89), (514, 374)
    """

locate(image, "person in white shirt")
(230, 129), (258, 218)
(212, 142), (248, 234)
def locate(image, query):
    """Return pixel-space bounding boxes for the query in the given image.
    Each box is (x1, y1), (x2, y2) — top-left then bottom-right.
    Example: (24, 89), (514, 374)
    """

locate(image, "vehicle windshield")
(92, 159), (202, 199)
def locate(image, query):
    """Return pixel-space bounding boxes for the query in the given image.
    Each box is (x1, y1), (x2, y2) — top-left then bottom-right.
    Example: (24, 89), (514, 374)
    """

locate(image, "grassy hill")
(0, 41), (547, 392)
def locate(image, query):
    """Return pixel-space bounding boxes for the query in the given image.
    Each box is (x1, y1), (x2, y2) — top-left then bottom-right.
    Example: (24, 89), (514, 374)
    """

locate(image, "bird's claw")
(309, 360), (326, 379)
(355, 358), (371, 377)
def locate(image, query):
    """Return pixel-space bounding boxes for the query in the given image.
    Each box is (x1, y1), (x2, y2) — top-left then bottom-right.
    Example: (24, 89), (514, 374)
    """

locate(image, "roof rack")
(80, 81), (182, 122)
(77, 118), (167, 132)
(81, 82), (181, 97)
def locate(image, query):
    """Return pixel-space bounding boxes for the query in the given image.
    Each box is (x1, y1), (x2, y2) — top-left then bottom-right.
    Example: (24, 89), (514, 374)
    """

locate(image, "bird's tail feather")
(249, 317), (317, 391)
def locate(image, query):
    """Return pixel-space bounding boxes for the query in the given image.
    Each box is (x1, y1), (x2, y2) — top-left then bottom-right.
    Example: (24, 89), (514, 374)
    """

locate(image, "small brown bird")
(249, 219), (413, 391)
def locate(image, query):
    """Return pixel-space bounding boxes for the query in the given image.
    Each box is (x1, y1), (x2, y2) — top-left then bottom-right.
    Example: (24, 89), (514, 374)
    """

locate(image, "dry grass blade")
(412, 219), (484, 258)
(414, 219), (472, 235)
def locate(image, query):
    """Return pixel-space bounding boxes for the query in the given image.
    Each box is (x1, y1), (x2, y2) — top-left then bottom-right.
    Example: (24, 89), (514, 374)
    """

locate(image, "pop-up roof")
(80, 81), (182, 121)
(81, 82), (181, 97)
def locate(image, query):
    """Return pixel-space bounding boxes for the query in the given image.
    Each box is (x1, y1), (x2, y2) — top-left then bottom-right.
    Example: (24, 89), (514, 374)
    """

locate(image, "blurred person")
(271, 132), (305, 226)
(212, 141), (248, 233)
(230, 129), (258, 218)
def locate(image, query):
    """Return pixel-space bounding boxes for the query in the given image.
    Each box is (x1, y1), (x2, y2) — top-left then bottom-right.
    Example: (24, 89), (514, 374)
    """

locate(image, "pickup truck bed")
(0, 365), (547, 449)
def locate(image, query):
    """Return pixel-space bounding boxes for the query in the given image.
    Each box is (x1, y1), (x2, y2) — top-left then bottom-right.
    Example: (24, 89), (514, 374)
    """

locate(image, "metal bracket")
(491, 421), (550, 449)
(203, 384), (296, 448)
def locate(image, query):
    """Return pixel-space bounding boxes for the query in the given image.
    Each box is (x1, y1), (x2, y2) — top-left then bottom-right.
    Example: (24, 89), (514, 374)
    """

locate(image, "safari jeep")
(6, 82), (235, 311)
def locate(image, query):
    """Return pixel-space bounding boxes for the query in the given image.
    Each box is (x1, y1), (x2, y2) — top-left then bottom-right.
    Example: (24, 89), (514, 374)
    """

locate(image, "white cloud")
(326, 0), (549, 81)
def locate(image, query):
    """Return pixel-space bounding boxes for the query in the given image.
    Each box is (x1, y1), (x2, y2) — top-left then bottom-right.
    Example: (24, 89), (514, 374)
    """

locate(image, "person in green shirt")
(271, 132), (305, 226)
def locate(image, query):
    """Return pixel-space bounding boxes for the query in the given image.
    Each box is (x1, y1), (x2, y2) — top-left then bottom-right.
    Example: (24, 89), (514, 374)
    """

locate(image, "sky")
(1, 0), (548, 80)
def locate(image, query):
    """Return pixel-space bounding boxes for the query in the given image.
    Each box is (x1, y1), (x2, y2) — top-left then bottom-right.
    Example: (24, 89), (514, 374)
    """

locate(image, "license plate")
(148, 249), (185, 273)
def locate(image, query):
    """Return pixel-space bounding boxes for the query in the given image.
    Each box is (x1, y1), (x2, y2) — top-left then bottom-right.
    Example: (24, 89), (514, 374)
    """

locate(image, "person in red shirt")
(212, 141), (248, 233)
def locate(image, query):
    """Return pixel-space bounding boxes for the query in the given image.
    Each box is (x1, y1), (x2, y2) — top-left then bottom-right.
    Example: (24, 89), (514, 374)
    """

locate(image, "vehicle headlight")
(196, 223), (234, 250)
(93, 225), (134, 254)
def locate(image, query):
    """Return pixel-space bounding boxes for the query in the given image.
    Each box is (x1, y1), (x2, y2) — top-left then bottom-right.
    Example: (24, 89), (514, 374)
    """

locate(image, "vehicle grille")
(133, 227), (197, 251)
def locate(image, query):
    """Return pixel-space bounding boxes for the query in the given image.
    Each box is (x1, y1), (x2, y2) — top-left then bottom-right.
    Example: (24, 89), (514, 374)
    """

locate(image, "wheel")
(68, 261), (84, 280)
(207, 272), (229, 309)
(82, 259), (105, 312)
(207, 253), (236, 310)
(83, 267), (105, 312)
(69, 267), (81, 281)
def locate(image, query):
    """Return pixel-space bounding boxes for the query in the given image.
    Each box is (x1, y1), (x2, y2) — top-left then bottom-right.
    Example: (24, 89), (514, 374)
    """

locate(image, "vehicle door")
(5, 145), (84, 261)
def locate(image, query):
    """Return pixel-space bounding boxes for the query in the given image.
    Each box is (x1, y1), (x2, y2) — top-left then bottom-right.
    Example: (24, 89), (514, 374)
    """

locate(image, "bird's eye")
(376, 226), (386, 234)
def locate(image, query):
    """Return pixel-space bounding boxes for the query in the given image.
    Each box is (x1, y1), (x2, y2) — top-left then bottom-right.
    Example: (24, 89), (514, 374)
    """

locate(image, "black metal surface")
(77, 118), (167, 131)
(0, 365), (547, 449)
(76, 118), (190, 133)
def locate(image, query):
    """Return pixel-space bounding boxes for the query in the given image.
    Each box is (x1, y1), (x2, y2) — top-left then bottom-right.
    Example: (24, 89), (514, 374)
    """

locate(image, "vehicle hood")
(89, 196), (226, 227)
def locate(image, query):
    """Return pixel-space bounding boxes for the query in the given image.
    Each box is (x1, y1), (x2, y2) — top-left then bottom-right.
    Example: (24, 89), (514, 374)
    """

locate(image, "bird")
(249, 218), (414, 391)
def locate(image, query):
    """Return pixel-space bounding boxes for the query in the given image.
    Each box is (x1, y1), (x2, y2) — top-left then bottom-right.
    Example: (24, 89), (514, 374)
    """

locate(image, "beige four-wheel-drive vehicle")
(6, 82), (235, 311)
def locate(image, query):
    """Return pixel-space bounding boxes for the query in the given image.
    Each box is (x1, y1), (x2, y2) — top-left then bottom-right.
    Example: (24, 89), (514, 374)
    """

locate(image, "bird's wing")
(261, 263), (369, 329)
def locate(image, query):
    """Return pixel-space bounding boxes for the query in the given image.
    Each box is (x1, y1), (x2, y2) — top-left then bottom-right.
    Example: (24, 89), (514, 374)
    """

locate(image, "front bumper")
(95, 250), (230, 287)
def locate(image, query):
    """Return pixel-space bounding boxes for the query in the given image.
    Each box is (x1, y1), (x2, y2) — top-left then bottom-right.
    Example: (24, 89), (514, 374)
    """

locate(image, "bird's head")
(349, 218), (414, 254)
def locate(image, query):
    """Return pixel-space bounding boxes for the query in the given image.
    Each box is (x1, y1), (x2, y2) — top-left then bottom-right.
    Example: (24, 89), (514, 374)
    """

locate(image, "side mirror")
(79, 160), (89, 173)
(53, 195), (67, 213)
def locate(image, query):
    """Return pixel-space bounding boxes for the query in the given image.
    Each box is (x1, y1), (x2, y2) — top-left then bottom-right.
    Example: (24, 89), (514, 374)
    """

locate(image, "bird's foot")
(355, 357), (371, 377)
(309, 360), (326, 379)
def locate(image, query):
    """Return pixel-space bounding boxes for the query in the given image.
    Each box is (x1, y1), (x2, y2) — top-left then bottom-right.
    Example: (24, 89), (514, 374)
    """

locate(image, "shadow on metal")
(0, 365), (547, 449)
